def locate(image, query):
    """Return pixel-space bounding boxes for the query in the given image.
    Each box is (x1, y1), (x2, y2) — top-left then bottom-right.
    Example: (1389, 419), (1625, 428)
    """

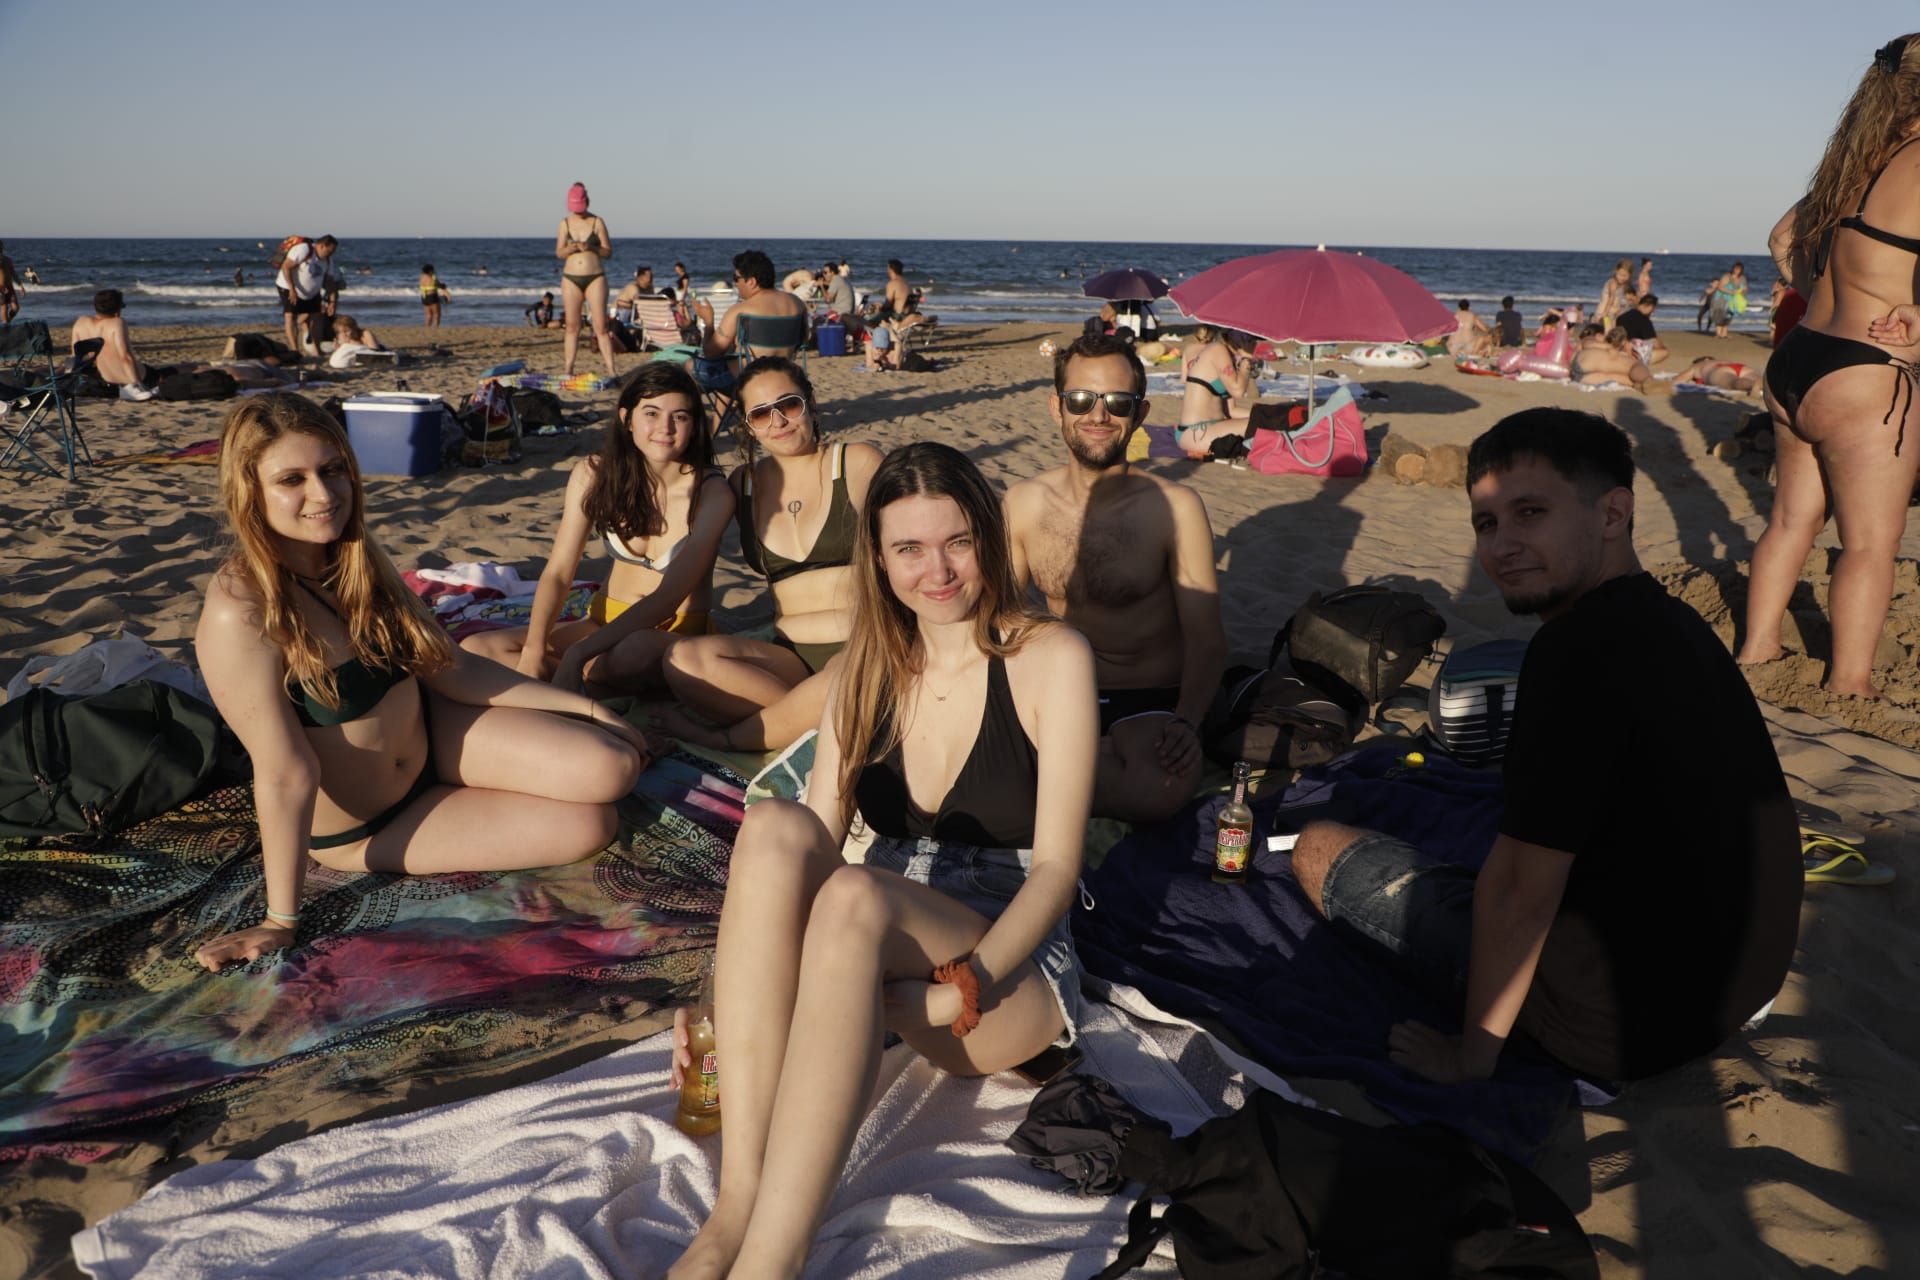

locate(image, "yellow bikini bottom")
(587, 591), (710, 634)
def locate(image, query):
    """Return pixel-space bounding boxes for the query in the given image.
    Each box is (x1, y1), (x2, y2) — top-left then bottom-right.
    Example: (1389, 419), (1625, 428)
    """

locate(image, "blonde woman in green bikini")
(556, 181), (617, 378)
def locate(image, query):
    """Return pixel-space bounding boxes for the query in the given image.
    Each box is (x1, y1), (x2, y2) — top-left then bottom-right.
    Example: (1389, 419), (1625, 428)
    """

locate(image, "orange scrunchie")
(932, 957), (982, 1037)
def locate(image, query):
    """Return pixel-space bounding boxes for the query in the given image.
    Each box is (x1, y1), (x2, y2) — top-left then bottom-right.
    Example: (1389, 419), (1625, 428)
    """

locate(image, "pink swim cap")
(566, 182), (589, 214)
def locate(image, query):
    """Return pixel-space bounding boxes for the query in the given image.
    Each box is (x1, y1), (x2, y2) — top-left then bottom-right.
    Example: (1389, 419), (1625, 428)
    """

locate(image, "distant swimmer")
(234, 269), (246, 288)
(471, 266), (490, 276)
(23, 265), (41, 285)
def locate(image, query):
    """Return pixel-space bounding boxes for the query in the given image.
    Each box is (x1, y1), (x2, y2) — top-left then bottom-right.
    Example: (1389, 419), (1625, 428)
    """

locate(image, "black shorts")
(1097, 685), (1180, 735)
(281, 289), (320, 317)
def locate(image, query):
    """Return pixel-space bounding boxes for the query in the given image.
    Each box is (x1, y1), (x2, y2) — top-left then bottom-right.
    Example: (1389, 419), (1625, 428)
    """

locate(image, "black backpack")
(0, 681), (248, 839)
(156, 368), (239, 401)
(1017, 1078), (1598, 1280)
(1273, 585), (1446, 717)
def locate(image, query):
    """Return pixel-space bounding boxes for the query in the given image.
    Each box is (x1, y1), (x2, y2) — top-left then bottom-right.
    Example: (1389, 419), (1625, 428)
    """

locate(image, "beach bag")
(1087, 1085), (1599, 1280)
(1202, 665), (1353, 769)
(156, 369), (238, 401)
(1429, 639), (1529, 767)
(1273, 584), (1445, 716)
(460, 380), (521, 465)
(507, 387), (565, 428)
(1244, 386), (1368, 477)
(0, 681), (247, 839)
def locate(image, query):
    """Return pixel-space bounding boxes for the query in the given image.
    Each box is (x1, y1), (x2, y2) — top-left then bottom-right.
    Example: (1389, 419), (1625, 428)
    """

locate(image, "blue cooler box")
(815, 323), (848, 357)
(342, 393), (447, 477)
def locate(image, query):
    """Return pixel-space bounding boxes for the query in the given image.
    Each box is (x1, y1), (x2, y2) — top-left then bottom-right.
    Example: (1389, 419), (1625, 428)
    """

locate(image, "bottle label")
(694, 1052), (720, 1110)
(1215, 826), (1251, 873)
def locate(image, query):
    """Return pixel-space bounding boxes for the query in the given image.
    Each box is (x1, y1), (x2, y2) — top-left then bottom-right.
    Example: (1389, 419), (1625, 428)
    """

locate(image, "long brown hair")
(582, 361), (714, 543)
(1793, 34), (1920, 270)
(833, 442), (1050, 827)
(216, 393), (453, 710)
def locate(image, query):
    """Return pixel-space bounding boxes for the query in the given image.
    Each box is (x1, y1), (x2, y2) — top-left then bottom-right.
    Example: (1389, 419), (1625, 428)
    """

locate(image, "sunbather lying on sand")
(191, 394), (648, 972)
(1670, 355), (1760, 393)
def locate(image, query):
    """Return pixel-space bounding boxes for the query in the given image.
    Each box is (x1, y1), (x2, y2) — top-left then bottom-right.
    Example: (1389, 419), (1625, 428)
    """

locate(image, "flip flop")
(1802, 836), (1896, 886)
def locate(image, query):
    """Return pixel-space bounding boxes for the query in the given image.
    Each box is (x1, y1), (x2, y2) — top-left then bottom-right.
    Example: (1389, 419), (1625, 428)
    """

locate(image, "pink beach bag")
(1246, 387), (1368, 477)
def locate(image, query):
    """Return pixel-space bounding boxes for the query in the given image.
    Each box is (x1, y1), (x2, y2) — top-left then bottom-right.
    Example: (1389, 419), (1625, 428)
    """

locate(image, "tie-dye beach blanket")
(0, 749), (742, 1278)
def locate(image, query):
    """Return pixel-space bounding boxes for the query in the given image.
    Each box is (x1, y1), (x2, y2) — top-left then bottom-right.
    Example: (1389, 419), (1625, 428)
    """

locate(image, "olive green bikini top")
(285, 581), (410, 727)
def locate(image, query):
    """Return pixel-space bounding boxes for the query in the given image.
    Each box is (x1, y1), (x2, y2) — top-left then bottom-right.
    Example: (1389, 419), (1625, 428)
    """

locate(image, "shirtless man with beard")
(1006, 333), (1225, 822)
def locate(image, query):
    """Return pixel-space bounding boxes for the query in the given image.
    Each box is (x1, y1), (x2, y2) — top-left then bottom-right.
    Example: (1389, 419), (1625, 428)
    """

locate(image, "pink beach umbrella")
(1169, 247), (1456, 406)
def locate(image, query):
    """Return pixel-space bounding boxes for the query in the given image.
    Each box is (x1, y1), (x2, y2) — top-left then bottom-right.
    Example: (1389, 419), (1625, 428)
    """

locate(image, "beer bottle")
(675, 954), (722, 1137)
(1212, 762), (1255, 884)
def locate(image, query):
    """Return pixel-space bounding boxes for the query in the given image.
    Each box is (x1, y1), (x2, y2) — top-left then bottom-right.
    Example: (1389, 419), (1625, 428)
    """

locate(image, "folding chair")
(632, 296), (691, 352)
(0, 322), (93, 481)
(737, 311), (811, 369)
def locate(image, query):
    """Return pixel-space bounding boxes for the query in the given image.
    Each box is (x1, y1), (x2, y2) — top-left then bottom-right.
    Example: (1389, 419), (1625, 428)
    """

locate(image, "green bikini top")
(286, 581), (410, 727)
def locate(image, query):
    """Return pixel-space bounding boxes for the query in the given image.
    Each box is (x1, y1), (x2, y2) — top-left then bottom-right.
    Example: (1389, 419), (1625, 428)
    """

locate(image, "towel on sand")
(1075, 743), (1580, 1162)
(71, 990), (1287, 1279)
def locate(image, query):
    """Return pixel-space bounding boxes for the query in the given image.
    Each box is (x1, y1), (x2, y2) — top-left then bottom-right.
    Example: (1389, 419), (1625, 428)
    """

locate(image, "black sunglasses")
(1061, 389), (1142, 418)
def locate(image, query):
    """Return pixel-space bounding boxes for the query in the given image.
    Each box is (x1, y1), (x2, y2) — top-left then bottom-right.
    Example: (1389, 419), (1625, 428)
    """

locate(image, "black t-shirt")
(1499, 572), (1801, 1080)
(1494, 308), (1524, 346)
(1614, 309), (1657, 340)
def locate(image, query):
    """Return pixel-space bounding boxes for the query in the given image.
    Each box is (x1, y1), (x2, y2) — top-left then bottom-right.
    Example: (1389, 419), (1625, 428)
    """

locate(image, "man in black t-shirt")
(1612, 294), (1668, 365)
(1493, 295), (1524, 347)
(1290, 409), (1801, 1082)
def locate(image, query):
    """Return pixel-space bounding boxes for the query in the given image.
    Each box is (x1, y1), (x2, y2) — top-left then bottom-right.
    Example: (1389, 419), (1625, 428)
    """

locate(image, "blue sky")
(0, 0), (1911, 252)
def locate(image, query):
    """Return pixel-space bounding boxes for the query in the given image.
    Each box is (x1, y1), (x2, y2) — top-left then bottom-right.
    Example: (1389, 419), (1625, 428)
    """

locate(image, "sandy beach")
(5, 318), (1919, 1277)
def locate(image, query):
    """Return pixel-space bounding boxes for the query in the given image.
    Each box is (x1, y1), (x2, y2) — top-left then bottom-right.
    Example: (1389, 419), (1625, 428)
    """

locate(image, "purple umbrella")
(1083, 268), (1170, 302)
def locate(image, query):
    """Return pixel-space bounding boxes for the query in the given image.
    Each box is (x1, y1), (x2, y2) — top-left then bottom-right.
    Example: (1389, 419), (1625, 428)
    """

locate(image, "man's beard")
(1500, 580), (1577, 617)
(1067, 426), (1129, 470)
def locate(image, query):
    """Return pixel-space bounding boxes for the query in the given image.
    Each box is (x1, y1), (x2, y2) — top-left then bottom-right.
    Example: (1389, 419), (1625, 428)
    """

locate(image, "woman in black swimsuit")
(664, 442), (1098, 1280)
(1743, 35), (1920, 698)
(192, 395), (649, 973)
(660, 357), (883, 753)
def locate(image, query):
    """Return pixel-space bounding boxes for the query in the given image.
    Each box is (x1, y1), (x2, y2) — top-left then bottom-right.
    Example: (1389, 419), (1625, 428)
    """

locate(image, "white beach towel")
(413, 561), (539, 595)
(72, 994), (1277, 1279)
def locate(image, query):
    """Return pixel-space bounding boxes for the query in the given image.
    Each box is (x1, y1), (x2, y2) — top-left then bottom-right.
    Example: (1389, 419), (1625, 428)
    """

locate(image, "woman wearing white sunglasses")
(661, 356), (884, 753)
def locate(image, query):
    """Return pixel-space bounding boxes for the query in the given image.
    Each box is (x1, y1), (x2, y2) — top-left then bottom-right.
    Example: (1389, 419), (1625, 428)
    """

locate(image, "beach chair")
(632, 296), (688, 351)
(737, 310), (811, 368)
(0, 322), (93, 481)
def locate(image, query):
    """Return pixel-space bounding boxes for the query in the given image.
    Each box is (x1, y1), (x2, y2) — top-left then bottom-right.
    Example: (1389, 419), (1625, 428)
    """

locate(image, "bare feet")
(1734, 643), (1781, 666)
(666, 1205), (751, 1280)
(1824, 678), (1883, 701)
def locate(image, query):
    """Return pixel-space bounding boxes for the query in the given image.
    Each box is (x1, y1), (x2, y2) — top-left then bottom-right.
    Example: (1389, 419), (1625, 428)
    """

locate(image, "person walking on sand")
(663, 442), (1098, 1280)
(418, 265), (448, 327)
(190, 394), (647, 973)
(1742, 34), (1920, 699)
(555, 182), (617, 378)
(1005, 333), (1225, 823)
(1287, 409), (1801, 1087)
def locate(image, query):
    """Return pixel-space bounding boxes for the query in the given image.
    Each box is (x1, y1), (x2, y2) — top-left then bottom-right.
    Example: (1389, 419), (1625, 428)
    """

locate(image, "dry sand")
(4, 320), (1919, 1277)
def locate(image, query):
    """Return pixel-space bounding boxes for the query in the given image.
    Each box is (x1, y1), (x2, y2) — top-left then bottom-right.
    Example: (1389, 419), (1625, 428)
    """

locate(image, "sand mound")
(1651, 555), (1920, 749)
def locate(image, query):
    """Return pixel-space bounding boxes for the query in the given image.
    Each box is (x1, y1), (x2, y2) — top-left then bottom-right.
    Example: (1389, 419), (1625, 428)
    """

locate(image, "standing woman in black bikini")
(1742, 35), (1920, 698)
(660, 356), (883, 753)
(555, 181), (617, 379)
(664, 442), (1098, 1280)
(191, 394), (649, 972)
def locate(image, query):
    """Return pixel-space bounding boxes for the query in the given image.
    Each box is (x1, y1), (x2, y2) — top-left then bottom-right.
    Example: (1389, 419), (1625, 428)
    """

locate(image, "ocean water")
(2, 237), (1779, 334)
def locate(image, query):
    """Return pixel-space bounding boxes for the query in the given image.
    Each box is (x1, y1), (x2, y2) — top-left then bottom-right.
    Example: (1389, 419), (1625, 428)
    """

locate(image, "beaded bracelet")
(931, 957), (982, 1038)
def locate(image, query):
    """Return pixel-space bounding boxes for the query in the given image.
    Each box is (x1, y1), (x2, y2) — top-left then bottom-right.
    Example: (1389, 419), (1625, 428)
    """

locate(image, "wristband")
(264, 908), (299, 927)
(931, 957), (982, 1037)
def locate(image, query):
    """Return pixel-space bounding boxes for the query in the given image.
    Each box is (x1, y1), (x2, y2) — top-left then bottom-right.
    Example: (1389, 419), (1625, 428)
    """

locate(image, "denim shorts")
(864, 834), (1087, 1046)
(1318, 831), (1476, 1008)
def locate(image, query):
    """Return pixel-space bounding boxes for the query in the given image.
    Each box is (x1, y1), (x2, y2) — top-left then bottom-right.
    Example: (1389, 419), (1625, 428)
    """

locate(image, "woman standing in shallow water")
(1741, 34), (1920, 699)
(191, 394), (646, 970)
(665, 442), (1097, 1280)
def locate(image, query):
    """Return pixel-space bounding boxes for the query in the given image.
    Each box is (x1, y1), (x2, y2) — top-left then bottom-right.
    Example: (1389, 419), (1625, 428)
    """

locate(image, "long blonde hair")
(216, 393), (453, 710)
(1793, 34), (1920, 270)
(834, 442), (1050, 828)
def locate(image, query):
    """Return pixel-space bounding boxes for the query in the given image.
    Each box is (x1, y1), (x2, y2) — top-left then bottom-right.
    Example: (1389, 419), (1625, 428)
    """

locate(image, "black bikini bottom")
(1766, 326), (1917, 449)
